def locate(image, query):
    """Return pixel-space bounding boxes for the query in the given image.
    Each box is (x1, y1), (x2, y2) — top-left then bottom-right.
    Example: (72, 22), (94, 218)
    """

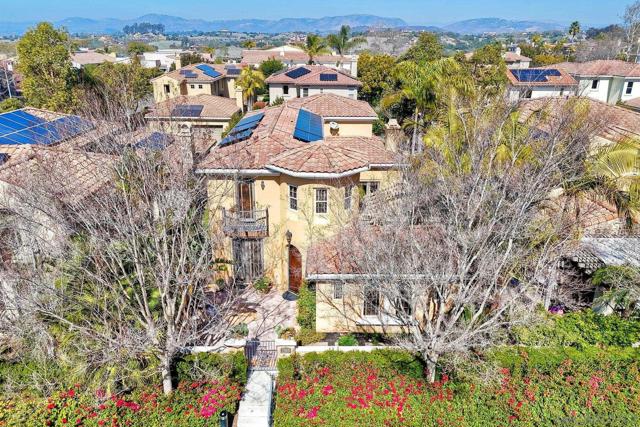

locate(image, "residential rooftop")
(241, 49), (351, 66)
(145, 94), (241, 120)
(265, 65), (362, 87)
(550, 60), (640, 78)
(507, 68), (577, 87)
(152, 63), (244, 84)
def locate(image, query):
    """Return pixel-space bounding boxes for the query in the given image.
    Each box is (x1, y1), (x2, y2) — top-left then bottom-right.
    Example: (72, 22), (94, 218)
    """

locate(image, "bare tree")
(0, 114), (238, 394)
(624, 1), (640, 61)
(321, 96), (598, 381)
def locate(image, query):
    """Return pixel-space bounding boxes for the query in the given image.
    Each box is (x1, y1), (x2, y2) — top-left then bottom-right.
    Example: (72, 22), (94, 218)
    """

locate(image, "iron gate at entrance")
(245, 339), (276, 370)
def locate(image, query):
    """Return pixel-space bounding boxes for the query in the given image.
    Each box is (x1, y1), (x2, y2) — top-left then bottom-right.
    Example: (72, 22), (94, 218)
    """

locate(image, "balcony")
(222, 208), (269, 238)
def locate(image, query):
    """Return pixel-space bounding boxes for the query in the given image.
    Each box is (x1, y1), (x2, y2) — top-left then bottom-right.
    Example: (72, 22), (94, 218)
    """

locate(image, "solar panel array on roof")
(218, 112), (265, 147)
(0, 110), (94, 146)
(171, 105), (204, 118)
(133, 132), (173, 150)
(195, 64), (222, 79)
(226, 68), (241, 76)
(285, 67), (311, 79)
(511, 69), (562, 83)
(179, 69), (198, 78)
(293, 109), (323, 143)
(319, 73), (338, 81)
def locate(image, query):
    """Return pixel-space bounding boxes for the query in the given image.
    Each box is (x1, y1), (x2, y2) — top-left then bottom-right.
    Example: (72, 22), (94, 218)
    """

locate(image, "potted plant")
(253, 276), (272, 294)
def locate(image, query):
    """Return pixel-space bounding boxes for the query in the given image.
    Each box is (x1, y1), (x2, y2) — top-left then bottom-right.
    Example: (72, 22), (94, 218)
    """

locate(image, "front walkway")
(241, 288), (297, 340)
(236, 370), (277, 427)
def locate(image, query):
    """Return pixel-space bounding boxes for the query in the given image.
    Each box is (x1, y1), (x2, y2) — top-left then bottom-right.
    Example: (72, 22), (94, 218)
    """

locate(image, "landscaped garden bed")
(273, 348), (640, 426)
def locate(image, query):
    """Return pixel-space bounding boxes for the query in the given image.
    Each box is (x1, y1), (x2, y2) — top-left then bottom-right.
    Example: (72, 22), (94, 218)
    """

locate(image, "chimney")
(177, 124), (194, 170)
(384, 119), (403, 152)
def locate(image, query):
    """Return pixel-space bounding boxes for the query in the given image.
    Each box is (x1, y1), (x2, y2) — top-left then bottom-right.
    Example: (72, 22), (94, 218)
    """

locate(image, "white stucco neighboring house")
(265, 65), (362, 102)
(242, 45), (358, 77)
(506, 68), (578, 102)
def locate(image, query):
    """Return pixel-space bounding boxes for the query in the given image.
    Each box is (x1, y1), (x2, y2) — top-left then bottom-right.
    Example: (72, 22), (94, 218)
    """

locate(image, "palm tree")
(326, 25), (366, 55)
(237, 67), (265, 111)
(569, 21), (581, 42)
(302, 34), (329, 65)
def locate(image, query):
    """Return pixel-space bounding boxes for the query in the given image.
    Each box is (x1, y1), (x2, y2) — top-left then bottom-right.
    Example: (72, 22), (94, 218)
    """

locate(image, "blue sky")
(0, 0), (631, 26)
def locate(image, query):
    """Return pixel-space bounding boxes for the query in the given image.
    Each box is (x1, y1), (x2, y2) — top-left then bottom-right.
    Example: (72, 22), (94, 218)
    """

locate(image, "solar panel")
(511, 69), (561, 83)
(285, 67), (311, 79)
(293, 109), (323, 143)
(226, 68), (241, 76)
(319, 73), (338, 81)
(218, 112), (265, 147)
(171, 105), (204, 118)
(133, 132), (173, 150)
(195, 64), (222, 79)
(0, 110), (46, 136)
(0, 112), (93, 146)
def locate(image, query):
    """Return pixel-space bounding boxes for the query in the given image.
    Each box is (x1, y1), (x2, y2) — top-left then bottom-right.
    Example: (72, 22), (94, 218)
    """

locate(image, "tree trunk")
(424, 352), (438, 383)
(161, 355), (173, 394)
(411, 107), (419, 155)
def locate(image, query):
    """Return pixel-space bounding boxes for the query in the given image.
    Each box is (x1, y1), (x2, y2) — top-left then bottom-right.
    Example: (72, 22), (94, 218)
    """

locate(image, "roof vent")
(329, 121), (340, 136)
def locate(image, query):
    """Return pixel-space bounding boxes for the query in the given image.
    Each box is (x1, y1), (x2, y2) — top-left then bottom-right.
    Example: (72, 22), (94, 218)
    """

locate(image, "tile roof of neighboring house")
(507, 68), (578, 87)
(151, 63), (242, 83)
(550, 60), (640, 77)
(285, 94), (376, 118)
(503, 51), (532, 63)
(569, 237), (640, 274)
(265, 65), (362, 87)
(145, 95), (241, 120)
(196, 94), (398, 176)
(0, 147), (116, 204)
(519, 97), (640, 142)
(71, 51), (117, 66)
(241, 49), (351, 66)
(623, 97), (640, 110)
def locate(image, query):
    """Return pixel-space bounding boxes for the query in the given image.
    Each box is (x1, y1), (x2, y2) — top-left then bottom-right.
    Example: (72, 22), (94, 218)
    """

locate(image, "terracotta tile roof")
(145, 95), (241, 120)
(241, 49), (351, 66)
(285, 94), (376, 118)
(507, 68), (577, 87)
(570, 237), (640, 274)
(550, 60), (640, 77)
(503, 51), (532, 63)
(152, 63), (241, 83)
(623, 97), (640, 110)
(265, 65), (361, 87)
(196, 94), (397, 175)
(519, 97), (640, 142)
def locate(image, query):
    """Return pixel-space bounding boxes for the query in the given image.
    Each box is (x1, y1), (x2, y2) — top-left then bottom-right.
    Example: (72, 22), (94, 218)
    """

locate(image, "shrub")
(175, 351), (248, 385)
(252, 101), (267, 110)
(337, 334), (358, 346)
(296, 282), (316, 330)
(253, 276), (272, 294)
(295, 329), (326, 346)
(231, 322), (249, 338)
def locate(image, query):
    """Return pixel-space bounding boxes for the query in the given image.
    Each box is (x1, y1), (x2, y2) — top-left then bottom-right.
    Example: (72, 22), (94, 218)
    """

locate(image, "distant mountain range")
(0, 14), (569, 37)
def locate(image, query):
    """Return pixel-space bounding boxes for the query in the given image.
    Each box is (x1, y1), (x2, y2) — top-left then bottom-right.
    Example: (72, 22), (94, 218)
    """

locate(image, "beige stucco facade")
(152, 76), (244, 109)
(269, 84), (358, 102)
(147, 118), (229, 142)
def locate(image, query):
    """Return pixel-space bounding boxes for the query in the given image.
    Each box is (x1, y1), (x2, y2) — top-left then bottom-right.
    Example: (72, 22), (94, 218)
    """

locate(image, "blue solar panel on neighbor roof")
(180, 69), (198, 78)
(511, 69), (561, 83)
(133, 132), (173, 150)
(293, 109), (323, 143)
(0, 113), (93, 146)
(171, 104), (204, 118)
(285, 67), (311, 79)
(218, 112), (265, 147)
(195, 64), (222, 79)
(226, 68), (241, 76)
(0, 110), (46, 136)
(319, 73), (338, 81)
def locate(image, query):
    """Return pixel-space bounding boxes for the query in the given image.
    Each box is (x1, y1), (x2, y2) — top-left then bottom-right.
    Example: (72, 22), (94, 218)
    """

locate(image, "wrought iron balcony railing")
(222, 208), (269, 238)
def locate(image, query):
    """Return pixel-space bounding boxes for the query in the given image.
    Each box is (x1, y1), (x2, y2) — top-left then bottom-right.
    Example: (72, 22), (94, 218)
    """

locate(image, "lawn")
(273, 348), (640, 427)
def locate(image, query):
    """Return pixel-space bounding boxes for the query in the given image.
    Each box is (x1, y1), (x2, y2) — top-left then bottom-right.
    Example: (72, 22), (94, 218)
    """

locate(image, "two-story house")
(195, 94), (402, 295)
(507, 68), (578, 102)
(265, 65), (362, 102)
(242, 45), (358, 77)
(548, 60), (640, 106)
(151, 63), (245, 108)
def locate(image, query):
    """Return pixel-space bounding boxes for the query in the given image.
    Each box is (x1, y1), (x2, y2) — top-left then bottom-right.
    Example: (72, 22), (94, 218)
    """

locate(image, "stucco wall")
(268, 84), (358, 101)
(576, 77), (612, 103)
(152, 76), (183, 102)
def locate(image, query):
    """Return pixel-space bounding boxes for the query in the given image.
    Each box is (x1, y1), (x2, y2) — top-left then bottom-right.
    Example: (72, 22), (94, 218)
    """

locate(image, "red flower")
(306, 406), (319, 419)
(47, 402), (56, 410)
(322, 385), (334, 396)
(62, 418), (68, 424)
(68, 389), (75, 398)
(165, 407), (173, 413)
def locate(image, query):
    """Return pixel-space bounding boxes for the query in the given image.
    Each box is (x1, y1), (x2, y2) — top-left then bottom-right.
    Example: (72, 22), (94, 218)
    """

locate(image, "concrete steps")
(236, 370), (277, 427)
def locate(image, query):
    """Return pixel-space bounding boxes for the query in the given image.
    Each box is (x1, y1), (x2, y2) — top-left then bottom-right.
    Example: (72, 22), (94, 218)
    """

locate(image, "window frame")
(283, 85), (289, 95)
(626, 81), (634, 95)
(190, 84), (195, 89)
(363, 284), (381, 316)
(344, 185), (353, 210)
(232, 238), (264, 283)
(333, 282), (343, 299)
(163, 84), (171, 94)
(591, 79), (599, 90)
(315, 187), (328, 214)
(302, 87), (309, 97)
(288, 184), (298, 211)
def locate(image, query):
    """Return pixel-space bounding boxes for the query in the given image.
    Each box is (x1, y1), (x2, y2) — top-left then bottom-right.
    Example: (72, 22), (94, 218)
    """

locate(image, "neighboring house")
(549, 60), (640, 105)
(242, 45), (358, 77)
(195, 94), (401, 295)
(145, 94), (241, 144)
(519, 97), (640, 147)
(465, 46), (531, 69)
(0, 59), (19, 100)
(265, 65), (362, 101)
(506, 68), (577, 101)
(71, 50), (129, 69)
(141, 49), (189, 71)
(151, 63), (245, 109)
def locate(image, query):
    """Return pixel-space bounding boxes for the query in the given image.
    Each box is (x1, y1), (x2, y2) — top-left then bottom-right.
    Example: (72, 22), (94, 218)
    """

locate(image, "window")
(396, 283), (413, 316)
(358, 182), (379, 210)
(591, 79), (599, 90)
(232, 239), (264, 283)
(302, 87), (309, 97)
(315, 188), (328, 214)
(626, 81), (634, 95)
(163, 84), (170, 94)
(560, 88), (565, 96)
(523, 89), (533, 99)
(363, 285), (380, 316)
(283, 85), (289, 95)
(190, 84), (195, 89)
(236, 181), (255, 217)
(344, 185), (353, 210)
(333, 282), (343, 299)
(289, 185), (298, 210)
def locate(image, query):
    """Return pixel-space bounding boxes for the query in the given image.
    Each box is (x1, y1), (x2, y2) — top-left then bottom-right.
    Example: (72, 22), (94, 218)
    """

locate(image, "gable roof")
(242, 49), (351, 66)
(196, 94), (398, 177)
(507, 68), (577, 87)
(265, 65), (361, 87)
(519, 97), (640, 142)
(550, 60), (640, 78)
(286, 94), (376, 118)
(145, 94), (241, 120)
(570, 237), (640, 274)
(71, 51), (117, 66)
(151, 63), (242, 84)
(504, 51), (532, 63)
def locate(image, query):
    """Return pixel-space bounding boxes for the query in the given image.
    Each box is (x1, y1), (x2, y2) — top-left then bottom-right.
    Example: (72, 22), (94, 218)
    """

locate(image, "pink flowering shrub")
(273, 349), (640, 427)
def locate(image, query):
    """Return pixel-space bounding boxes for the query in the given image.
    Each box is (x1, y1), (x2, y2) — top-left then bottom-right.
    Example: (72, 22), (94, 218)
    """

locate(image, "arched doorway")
(288, 245), (302, 295)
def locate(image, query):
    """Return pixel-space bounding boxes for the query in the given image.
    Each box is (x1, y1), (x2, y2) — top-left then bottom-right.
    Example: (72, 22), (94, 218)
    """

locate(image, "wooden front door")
(288, 245), (302, 294)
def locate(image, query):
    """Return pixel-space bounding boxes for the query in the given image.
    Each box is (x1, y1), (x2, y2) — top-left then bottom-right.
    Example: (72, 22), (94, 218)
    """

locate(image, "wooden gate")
(245, 339), (277, 371)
